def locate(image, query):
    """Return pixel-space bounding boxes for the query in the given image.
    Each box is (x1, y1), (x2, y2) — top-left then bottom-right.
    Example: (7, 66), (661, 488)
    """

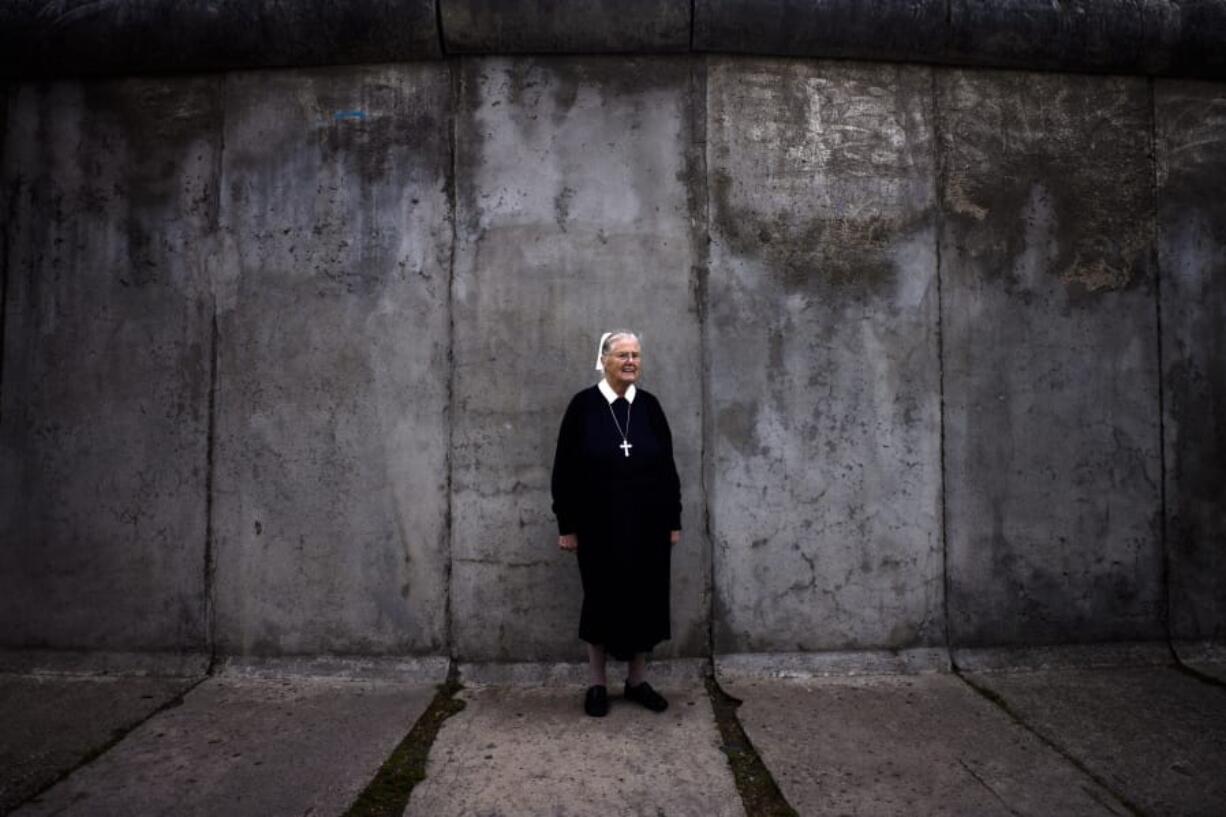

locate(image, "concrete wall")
(2, 56), (1224, 662)
(939, 70), (1165, 646)
(449, 58), (707, 661)
(7, 1), (1226, 80)
(1, 79), (218, 652)
(211, 65), (453, 656)
(1157, 80), (1226, 646)
(707, 59), (944, 653)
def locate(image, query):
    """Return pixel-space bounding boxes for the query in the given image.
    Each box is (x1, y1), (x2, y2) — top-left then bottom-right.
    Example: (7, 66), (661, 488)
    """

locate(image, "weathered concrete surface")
(717, 649), (950, 680)
(450, 57), (708, 661)
(0, 650), (209, 678)
(0, 0), (441, 79)
(14, 676), (434, 817)
(694, 0), (1226, 79)
(458, 657), (707, 686)
(695, 0), (948, 64)
(0, 674), (198, 814)
(1176, 643), (1226, 683)
(1156, 80), (1226, 647)
(721, 673), (1127, 816)
(707, 58), (944, 653)
(946, 0), (1177, 76)
(967, 667), (1226, 816)
(406, 683), (744, 817)
(441, 0), (690, 53)
(212, 64), (452, 656)
(953, 642), (1171, 673)
(215, 654), (449, 683)
(0, 78), (218, 652)
(939, 69), (1164, 646)
(6, 1), (1226, 80)
(1187, 660), (1226, 684)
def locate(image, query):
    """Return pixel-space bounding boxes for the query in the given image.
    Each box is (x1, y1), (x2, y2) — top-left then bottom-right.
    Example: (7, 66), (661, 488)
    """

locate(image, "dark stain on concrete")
(711, 173), (912, 298)
(1157, 86), (1226, 643)
(717, 401), (764, 458)
(455, 60), (486, 240)
(941, 69), (1166, 647)
(75, 78), (222, 284)
(553, 184), (574, 231)
(1, 77), (219, 652)
(318, 82), (438, 186)
(939, 70), (1154, 303)
(709, 61), (935, 300)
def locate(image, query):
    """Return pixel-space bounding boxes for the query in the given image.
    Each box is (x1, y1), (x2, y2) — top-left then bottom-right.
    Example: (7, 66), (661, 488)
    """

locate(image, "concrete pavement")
(965, 667), (1226, 817)
(0, 673), (198, 814)
(2, 658), (1224, 817)
(405, 682), (745, 817)
(720, 672), (1129, 816)
(9, 674), (435, 817)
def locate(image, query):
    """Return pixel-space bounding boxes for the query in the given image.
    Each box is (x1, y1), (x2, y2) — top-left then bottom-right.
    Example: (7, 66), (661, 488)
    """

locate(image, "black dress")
(551, 385), (682, 660)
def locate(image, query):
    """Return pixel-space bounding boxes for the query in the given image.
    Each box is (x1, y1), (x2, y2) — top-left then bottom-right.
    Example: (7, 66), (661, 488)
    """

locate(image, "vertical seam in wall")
(689, 0), (697, 52)
(435, 0), (449, 57)
(203, 73), (226, 674)
(930, 66), (954, 667)
(1148, 76), (1175, 661)
(204, 295), (219, 672)
(693, 55), (715, 664)
(0, 83), (10, 427)
(0, 210), (7, 428)
(443, 57), (460, 660)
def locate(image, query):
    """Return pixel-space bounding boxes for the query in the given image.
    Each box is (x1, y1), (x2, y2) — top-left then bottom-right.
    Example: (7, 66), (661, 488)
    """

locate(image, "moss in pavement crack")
(344, 669), (466, 817)
(705, 675), (798, 817)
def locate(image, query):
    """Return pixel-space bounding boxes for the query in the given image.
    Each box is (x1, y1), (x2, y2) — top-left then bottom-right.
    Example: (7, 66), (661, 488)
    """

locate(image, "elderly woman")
(551, 330), (682, 717)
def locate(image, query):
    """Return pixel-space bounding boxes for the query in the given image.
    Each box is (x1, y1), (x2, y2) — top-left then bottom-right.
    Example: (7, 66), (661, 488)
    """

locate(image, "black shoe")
(584, 685), (609, 717)
(623, 681), (668, 712)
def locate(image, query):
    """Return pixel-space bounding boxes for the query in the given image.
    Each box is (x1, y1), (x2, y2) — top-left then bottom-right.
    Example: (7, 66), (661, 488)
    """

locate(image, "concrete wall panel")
(707, 58), (945, 653)
(1156, 80), (1226, 644)
(0, 78), (219, 651)
(212, 65), (452, 656)
(939, 70), (1164, 646)
(451, 57), (707, 661)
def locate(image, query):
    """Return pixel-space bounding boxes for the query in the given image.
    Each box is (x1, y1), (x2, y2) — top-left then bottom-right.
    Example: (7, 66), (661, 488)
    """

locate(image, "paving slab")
(405, 683), (745, 817)
(14, 676), (435, 817)
(0, 674), (198, 814)
(1174, 642), (1226, 684)
(721, 673), (1127, 816)
(967, 667), (1226, 817)
(1188, 663), (1226, 684)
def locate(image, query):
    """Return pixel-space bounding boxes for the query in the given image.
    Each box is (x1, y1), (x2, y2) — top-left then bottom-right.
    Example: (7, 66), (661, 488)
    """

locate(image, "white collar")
(598, 379), (636, 404)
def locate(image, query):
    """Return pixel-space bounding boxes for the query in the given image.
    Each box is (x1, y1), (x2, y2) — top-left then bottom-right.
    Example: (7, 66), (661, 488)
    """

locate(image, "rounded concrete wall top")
(3, 0), (1226, 79)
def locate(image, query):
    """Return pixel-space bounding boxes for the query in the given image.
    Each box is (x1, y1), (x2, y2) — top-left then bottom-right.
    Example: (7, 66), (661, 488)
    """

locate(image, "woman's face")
(602, 336), (641, 391)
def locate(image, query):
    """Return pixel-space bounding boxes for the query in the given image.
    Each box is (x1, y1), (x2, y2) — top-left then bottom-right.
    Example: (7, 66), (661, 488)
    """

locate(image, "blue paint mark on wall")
(334, 110), (366, 121)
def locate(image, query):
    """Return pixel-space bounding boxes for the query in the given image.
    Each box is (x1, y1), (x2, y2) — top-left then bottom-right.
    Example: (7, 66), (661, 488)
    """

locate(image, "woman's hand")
(558, 534), (578, 552)
(669, 530), (681, 545)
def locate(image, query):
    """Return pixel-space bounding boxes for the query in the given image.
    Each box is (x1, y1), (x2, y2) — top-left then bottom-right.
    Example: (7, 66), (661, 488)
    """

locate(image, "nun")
(551, 330), (682, 717)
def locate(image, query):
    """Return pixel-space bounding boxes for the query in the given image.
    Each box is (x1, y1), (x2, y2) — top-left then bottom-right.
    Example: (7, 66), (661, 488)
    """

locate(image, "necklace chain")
(607, 399), (633, 456)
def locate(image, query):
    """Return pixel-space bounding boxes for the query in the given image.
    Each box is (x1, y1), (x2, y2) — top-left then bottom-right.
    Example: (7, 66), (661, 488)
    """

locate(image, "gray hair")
(595, 329), (640, 370)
